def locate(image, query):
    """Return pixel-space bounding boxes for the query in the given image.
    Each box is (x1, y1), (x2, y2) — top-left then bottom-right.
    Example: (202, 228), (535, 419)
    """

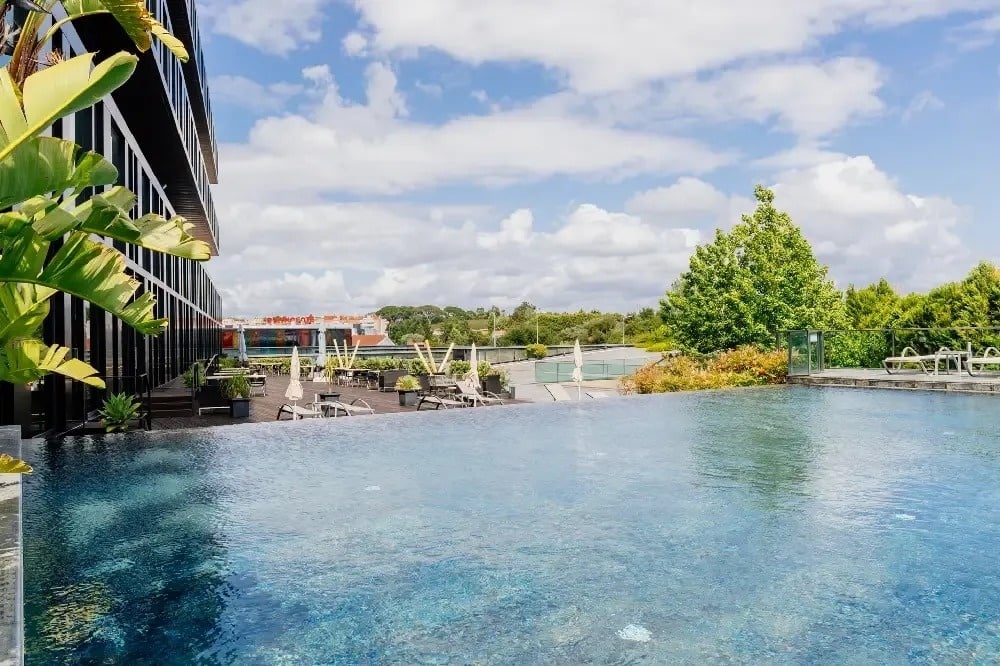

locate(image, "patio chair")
(544, 383), (573, 401)
(248, 376), (266, 397)
(325, 398), (375, 417)
(965, 347), (1000, 376)
(417, 395), (467, 410)
(455, 380), (504, 406)
(882, 347), (937, 374)
(276, 403), (324, 420)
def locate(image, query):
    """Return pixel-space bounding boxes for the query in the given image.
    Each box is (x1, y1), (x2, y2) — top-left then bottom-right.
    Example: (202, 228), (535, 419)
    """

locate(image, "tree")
(0, 1), (206, 387)
(845, 278), (902, 329)
(661, 185), (844, 353)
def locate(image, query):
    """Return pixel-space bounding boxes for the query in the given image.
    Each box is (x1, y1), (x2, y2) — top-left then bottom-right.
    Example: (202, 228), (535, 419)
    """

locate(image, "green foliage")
(0, 5), (208, 389)
(662, 186), (844, 353)
(524, 343), (548, 359)
(395, 374), (420, 391)
(220, 373), (251, 400)
(447, 360), (471, 377)
(218, 356), (239, 369)
(477, 360), (493, 380)
(623, 347), (787, 394)
(99, 391), (141, 432)
(181, 362), (206, 388)
(0, 454), (31, 474)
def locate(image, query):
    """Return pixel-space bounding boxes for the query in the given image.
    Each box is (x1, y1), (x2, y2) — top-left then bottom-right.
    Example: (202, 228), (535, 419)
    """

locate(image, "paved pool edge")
(0, 427), (22, 666)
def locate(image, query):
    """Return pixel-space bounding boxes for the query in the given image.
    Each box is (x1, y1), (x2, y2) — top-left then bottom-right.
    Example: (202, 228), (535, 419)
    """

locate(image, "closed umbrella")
(315, 326), (326, 374)
(237, 325), (248, 364)
(571, 339), (583, 400)
(468, 343), (480, 391)
(285, 346), (304, 419)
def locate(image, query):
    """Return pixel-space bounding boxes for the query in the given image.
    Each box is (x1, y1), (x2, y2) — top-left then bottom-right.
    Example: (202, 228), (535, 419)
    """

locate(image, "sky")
(195, 0), (1000, 316)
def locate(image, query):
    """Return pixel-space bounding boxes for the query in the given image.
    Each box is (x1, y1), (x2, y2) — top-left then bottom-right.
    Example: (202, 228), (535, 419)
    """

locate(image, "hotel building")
(0, 1), (222, 436)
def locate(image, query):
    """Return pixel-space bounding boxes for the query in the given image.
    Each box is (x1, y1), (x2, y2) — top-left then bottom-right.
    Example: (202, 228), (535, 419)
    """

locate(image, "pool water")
(22, 387), (1000, 664)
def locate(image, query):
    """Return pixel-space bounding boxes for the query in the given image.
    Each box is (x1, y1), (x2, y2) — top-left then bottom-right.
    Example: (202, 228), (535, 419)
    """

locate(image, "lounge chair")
(325, 398), (375, 417)
(965, 347), (1000, 376)
(248, 376), (266, 396)
(455, 380), (504, 406)
(882, 347), (937, 374)
(276, 404), (324, 420)
(417, 395), (467, 410)
(544, 383), (573, 401)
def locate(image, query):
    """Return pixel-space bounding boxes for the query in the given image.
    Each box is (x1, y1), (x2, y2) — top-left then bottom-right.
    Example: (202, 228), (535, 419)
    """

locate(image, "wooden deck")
(787, 368), (1000, 394)
(150, 375), (511, 430)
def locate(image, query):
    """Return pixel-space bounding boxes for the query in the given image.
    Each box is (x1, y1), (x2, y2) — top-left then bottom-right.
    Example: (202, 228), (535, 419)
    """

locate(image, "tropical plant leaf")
(0, 52), (137, 162)
(74, 187), (211, 260)
(0, 137), (117, 209)
(0, 339), (105, 387)
(59, 0), (189, 62)
(0, 454), (32, 475)
(0, 284), (52, 349)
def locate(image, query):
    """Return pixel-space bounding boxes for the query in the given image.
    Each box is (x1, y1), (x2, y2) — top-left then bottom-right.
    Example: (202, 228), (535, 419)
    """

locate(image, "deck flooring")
(150, 375), (510, 430)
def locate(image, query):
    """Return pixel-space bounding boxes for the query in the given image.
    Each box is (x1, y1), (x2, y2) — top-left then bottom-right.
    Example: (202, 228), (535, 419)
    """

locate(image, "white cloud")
(218, 65), (733, 201)
(949, 12), (1000, 50)
(342, 31), (369, 56)
(351, 0), (999, 93)
(771, 155), (969, 290)
(200, 0), (327, 55)
(209, 75), (303, 112)
(901, 90), (944, 122)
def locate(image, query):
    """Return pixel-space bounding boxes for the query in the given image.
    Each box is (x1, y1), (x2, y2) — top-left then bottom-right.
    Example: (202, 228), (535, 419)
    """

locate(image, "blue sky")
(193, 0), (1000, 316)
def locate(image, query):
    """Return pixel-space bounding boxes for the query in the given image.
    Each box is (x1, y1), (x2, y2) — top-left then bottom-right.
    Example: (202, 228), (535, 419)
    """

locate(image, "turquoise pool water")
(22, 387), (1000, 664)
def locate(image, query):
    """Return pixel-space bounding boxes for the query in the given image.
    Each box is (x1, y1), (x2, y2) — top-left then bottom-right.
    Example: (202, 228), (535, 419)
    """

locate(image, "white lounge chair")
(455, 380), (504, 406)
(325, 398), (375, 417)
(417, 395), (467, 410)
(544, 383), (573, 401)
(882, 347), (937, 374)
(276, 404), (324, 420)
(965, 347), (1000, 376)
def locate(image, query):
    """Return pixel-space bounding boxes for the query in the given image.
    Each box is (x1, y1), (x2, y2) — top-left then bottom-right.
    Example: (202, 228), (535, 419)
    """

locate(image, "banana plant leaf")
(0, 137), (116, 209)
(0, 339), (104, 387)
(57, 0), (189, 62)
(0, 454), (32, 475)
(0, 52), (137, 163)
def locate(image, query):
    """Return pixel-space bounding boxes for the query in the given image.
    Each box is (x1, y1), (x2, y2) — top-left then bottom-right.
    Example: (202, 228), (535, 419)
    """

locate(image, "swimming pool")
(22, 387), (1000, 663)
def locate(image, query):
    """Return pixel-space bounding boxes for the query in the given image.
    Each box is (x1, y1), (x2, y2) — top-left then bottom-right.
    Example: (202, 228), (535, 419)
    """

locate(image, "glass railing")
(533, 360), (648, 383)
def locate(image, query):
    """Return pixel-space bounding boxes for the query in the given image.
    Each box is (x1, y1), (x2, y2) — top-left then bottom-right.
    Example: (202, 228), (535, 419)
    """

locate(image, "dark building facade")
(1, 1), (221, 436)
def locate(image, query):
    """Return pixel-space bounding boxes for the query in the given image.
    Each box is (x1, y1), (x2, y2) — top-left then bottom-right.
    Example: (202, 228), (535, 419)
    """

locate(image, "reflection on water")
(21, 388), (1000, 664)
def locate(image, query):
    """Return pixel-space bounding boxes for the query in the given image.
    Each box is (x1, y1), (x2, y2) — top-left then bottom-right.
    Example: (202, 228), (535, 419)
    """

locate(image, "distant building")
(221, 314), (393, 356)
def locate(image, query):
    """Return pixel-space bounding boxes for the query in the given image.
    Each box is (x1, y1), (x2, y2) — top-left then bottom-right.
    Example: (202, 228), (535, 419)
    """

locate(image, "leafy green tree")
(844, 278), (902, 329)
(661, 185), (844, 353)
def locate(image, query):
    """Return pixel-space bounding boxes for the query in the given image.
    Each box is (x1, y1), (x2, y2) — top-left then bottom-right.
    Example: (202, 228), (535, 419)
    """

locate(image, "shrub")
(525, 343), (548, 359)
(218, 356), (239, 369)
(100, 392), (141, 433)
(220, 374), (251, 400)
(477, 360), (493, 380)
(621, 346), (786, 394)
(408, 358), (427, 375)
(182, 362), (206, 389)
(395, 375), (421, 391)
(448, 360), (471, 377)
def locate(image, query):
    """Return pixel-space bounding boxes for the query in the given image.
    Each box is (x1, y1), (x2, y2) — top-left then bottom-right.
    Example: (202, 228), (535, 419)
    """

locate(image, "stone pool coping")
(0, 427), (22, 666)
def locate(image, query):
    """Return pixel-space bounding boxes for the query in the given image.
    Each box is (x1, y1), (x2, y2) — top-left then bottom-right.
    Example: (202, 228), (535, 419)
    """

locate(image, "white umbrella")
(571, 339), (583, 400)
(237, 325), (248, 364)
(468, 343), (480, 391)
(315, 326), (326, 373)
(285, 346), (304, 419)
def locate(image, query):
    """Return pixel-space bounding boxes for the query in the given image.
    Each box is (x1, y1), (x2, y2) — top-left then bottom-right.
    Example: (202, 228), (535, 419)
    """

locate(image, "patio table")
(933, 350), (968, 375)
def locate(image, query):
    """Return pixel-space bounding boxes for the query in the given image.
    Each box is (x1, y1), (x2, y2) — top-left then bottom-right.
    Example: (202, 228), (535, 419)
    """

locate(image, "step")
(150, 408), (195, 417)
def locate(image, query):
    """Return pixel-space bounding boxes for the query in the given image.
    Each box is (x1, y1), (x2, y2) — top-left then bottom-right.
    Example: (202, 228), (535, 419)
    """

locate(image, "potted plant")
(100, 392), (142, 433)
(395, 374), (421, 406)
(221, 374), (252, 418)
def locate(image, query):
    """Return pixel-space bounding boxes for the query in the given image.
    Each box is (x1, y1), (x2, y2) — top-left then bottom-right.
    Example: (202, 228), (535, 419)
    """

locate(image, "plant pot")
(230, 398), (251, 418)
(398, 390), (419, 407)
(483, 375), (502, 395)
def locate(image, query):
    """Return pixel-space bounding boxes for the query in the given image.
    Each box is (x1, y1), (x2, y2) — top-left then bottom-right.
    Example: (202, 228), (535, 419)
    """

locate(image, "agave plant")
(99, 391), (141, 432)
(0, 1), (208, 389)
